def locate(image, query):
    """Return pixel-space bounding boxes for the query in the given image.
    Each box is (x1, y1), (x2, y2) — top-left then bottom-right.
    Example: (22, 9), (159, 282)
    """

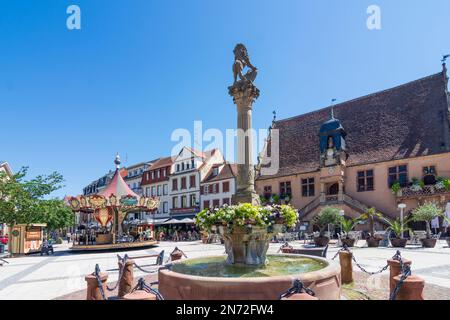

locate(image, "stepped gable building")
(200, 163), (237, 210)
(256, 66), (450, 231)
(141, 156), (173, 218)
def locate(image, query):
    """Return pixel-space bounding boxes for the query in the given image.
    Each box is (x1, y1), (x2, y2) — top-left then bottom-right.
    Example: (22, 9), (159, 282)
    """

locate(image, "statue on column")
(232, 44), (258, 84)
(229, 43), (261, 205)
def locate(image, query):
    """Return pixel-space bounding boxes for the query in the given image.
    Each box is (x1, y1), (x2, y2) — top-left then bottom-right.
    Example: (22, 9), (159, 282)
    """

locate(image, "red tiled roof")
(148, 156), (173, 170)
(258, 70), (450, 180)
(202, 163), (237, 183)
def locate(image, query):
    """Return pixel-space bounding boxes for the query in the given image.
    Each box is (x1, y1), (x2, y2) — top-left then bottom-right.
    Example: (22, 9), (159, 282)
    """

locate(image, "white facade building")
(169, 147), (224, 219)
(200, 163), (237, 210)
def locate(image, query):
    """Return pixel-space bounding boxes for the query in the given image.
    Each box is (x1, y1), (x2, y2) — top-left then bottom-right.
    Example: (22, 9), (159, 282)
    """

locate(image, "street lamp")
(339, 210), (345, 234)
(398, 203), (407, 239)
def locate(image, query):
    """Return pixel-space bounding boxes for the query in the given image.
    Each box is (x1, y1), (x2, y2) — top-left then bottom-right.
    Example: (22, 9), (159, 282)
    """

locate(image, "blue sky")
(1, 0), (449, 198)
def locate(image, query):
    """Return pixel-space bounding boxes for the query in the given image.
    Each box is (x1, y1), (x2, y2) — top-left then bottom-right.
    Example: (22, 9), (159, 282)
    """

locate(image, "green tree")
(412, 202), (444, 239)
(360, 207), (382, 238)
(312, 207), (340, 237)
(0, 167), (74, 250)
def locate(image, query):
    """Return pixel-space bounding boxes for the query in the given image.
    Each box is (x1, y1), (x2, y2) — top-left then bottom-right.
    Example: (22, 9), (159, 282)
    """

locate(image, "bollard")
(339, 251), (353, 284)
(122, 290), (158, 300)
(170, 247), (187, 261)
(118, 259), (135, 298)
(387, 258), (412, 294)
(392, 275), (425, 300)
(85, 272), (108, 300)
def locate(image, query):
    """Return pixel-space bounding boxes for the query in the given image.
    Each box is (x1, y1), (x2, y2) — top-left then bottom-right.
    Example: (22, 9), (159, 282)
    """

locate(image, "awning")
(162, 218), (195, 225)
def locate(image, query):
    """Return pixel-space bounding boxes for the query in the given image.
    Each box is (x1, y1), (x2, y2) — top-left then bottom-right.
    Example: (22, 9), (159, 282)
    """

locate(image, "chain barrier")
(133, 251), (168, 273)
(132, 278), (164, 300)
(332, 244), (398, 275)
(103, 254), (129, 292)
(279, 279), (315, 300)
(93, 264), (107, 301)
(277, 242), (293, 253)
(390, 250), (411, 300)
(171, 247), (188, 259)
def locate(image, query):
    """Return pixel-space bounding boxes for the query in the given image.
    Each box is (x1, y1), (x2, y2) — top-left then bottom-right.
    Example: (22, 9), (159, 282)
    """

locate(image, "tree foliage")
(0, 167), (74, 230)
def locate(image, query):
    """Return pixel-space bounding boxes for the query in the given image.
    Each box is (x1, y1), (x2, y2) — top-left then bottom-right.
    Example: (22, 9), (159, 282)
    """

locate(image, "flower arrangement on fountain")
(195, 203), (299, 266)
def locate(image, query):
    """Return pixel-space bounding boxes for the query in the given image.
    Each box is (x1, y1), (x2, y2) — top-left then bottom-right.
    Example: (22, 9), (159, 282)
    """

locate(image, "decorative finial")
(330, 99), (337, 119)
(442, 54), (450, 64)
(114, 153), (121, 169)
(272, 110), (277, 123)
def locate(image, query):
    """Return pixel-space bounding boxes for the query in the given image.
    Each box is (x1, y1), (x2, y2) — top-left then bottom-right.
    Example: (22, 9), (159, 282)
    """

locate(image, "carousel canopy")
(98, 167), (138, 199)
(66, 154), (160, 212)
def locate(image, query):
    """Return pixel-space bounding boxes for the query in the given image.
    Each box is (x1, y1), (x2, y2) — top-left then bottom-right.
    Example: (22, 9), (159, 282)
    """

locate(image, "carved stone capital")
(228, 81), (260, 105)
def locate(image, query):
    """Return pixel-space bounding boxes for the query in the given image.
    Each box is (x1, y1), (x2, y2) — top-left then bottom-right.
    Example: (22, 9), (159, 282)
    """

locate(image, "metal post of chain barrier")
(85, 264), (108, 300)
(279, 279), (318, 300)
(118, 255), (135, 298)
(339, 249), (353, 284)
(387, 250), (412, 295)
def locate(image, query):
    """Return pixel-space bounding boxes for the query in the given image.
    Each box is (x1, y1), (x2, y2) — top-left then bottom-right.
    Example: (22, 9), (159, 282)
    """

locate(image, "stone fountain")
(158, 44), (341, 300)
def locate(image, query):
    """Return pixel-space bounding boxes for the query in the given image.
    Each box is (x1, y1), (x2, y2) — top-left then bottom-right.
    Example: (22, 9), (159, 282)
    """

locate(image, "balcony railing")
(396, 185), (450, 199)
(170, 207), (200, 215)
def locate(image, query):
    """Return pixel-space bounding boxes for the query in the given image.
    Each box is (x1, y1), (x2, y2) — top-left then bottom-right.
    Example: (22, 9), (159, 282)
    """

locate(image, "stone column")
(229, 82), (261, 205)
(392, 275), (424, 300)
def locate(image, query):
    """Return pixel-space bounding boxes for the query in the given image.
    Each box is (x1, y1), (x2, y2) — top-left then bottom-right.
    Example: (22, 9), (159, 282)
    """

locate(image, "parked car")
(0, 235), (8, 245)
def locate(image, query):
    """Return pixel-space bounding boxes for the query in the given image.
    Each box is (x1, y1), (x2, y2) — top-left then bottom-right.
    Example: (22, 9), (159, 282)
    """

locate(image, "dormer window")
(213, 167), (219, 176)
(182, 163), (185, 171)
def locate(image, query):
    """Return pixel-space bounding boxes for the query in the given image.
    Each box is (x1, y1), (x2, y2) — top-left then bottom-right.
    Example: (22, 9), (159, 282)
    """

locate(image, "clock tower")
(318, 108), (348, 203)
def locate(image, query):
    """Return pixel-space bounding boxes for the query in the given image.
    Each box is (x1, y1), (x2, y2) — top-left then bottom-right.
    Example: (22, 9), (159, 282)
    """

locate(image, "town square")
(1, 0), (450, 310)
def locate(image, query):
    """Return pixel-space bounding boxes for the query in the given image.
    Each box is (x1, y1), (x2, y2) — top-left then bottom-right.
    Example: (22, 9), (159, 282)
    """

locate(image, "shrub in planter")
(339, 216), (360, 247)
(412, 201), (444, 248)
(360, 207), (383, 247)
(312, 207), (341, 246)
(383, 217), (411, 248)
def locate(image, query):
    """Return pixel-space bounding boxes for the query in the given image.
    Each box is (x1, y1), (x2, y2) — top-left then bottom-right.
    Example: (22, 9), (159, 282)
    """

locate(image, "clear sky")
(1, 0), (449, 198)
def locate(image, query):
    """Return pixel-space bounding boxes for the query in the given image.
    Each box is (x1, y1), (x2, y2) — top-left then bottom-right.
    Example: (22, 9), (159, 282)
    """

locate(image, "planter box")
(366, 237), (381, 248)
(421, 238), (437, 248)
(341, 238), (356, 248)
(390, 238), (407, 248)
(314, 236), (330, 247)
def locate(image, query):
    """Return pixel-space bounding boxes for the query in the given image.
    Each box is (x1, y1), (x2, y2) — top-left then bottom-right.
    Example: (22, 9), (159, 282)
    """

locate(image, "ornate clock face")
(328, 167), (335, 174)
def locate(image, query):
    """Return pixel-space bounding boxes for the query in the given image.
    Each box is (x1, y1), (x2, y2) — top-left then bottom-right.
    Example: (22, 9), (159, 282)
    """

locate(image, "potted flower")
(195, 203), (298, 265)
(312, 207), (340, 247)
(435, 177), (450, 191)
(411, 201), (444, 248)
(339, 216), (360, 247)
(410, 178), (424, 192)
(360, 207), (383, 247)
(383, 217), (411, 248)
(391, 182), (401, 196)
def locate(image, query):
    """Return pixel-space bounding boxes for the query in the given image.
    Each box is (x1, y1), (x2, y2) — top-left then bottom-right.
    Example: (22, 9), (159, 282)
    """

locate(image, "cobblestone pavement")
(1, 240), (450, 300)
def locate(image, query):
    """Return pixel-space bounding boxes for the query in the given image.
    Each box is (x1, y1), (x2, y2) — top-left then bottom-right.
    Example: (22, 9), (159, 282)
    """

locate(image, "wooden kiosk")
(9, 223), (47, 255)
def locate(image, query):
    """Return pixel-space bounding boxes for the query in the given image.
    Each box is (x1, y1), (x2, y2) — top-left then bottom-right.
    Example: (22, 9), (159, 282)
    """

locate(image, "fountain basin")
(159, 254), (341, 300)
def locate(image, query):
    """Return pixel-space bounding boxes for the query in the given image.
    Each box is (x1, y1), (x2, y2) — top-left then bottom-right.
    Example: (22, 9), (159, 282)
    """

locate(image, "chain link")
(93, 264), (107, 300)
(332, 244), (396, 275)
(132, 278), (164, 300)
(279, 279), (315, 300)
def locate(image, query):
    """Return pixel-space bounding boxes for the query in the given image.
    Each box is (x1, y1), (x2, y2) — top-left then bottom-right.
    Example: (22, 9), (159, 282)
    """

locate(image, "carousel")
(66, 155), (160, 251)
